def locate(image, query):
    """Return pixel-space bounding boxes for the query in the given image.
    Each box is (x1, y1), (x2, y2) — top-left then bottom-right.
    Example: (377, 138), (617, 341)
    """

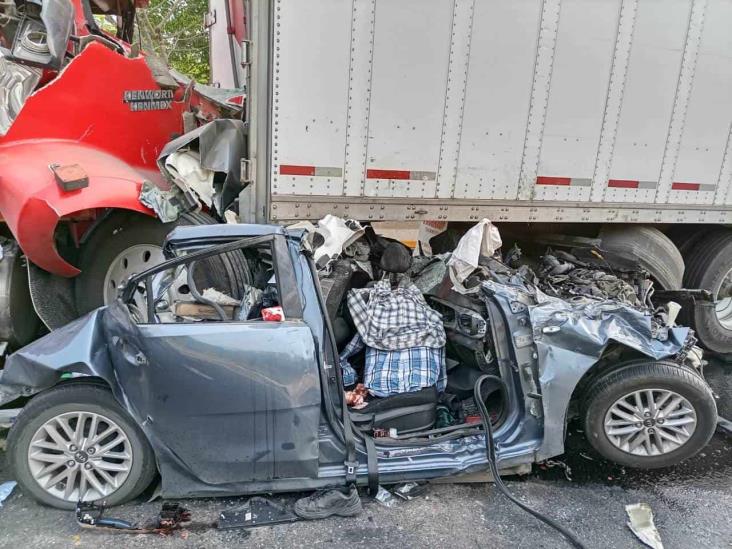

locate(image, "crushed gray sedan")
(0, 222), (717, 510)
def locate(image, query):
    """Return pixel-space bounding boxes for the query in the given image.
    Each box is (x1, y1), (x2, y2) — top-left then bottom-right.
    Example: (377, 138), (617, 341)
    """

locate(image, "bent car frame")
(0, 223), (718, 509)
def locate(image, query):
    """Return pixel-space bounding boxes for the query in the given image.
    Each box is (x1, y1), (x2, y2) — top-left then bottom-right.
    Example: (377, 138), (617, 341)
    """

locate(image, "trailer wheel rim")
(27, 411), (132, 502)
(604, 389), (697, 457)
(715, 267), (732, 330)
(103, 244), (165, 306)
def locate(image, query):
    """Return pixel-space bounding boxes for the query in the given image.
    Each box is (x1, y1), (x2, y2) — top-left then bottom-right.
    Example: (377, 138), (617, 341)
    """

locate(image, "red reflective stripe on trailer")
(280, 165), (315, 176)
(608, 179), (639, 188)
(536, 176), (571, 186)
(671, 182), (700, 191)
(366, 169), (412, 180)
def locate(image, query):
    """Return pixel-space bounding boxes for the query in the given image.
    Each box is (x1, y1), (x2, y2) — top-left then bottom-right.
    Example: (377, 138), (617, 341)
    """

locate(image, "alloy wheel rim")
(715, 267), (732, 330)
(27, 411), (133, 502)
(603, 388), (697, 457)
(103, 244), (165, 306)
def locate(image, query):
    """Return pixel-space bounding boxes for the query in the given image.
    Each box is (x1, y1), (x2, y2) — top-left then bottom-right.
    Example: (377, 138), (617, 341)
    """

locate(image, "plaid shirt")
(347, 279), (446, 350)
(339, 334), (446, 396)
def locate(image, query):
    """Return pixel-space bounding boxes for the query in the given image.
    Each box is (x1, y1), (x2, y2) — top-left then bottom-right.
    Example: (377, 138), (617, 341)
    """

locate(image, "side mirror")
(6, 0), (73, 69)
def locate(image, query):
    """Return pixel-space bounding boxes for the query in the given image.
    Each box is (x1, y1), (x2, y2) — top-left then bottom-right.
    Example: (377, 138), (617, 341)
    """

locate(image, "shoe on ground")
(293, 485), (362, 520)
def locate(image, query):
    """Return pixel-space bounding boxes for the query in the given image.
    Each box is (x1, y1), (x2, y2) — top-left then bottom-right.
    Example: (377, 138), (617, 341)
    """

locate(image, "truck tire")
(0, 241), (41, 348)
(74, 210), (250, 315)
(7, 383), (156, 510)
(598, 225), (684, 289)
(582, 360), (717, 469)
(666, 225), (713, 257)
(682, 228), (732, 355)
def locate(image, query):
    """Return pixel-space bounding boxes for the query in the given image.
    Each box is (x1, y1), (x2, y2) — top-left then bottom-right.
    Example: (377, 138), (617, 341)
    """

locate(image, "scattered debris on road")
(625, 503), (664, 549)
(220, 497), (298, 528)
(0, 480), (16, 507)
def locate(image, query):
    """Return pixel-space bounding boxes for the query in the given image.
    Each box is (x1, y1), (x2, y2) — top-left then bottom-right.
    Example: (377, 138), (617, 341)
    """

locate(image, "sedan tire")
(7, 383), (156, 510)
(582, 360), (717, 469)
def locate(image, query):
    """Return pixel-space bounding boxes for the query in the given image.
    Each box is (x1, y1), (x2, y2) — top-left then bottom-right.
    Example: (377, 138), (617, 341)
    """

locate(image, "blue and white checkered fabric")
(364, 344), (446, 397)
(339, 334), (446, 396)
(347, 279), (446, 350)
(339, 333), (365, 387)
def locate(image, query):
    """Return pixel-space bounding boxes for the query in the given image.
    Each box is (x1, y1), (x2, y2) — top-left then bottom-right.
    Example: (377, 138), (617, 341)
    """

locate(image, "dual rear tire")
(681, 228), (732, 355)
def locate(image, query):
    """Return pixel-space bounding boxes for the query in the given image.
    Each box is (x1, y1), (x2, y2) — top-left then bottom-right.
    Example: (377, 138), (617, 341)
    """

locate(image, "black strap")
(342, 389), (358, 485)
(363, 433), (379, 496)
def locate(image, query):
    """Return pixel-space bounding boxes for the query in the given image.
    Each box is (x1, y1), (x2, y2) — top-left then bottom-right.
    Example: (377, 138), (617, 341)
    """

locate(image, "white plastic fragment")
(165, 149), (215, 208)
(313, 215), (364, 267)
(625, 503), (664, 549)
(0, 481), (17, 507)
(666, 301), (681, 326)
(201, 288), (240, 306)
(447, 219), (502, 293)
(415, 220), (448, 256)
(374, 486), (398, 508)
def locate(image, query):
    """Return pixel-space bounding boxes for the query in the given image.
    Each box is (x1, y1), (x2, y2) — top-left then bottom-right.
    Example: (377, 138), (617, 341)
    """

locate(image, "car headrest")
(379, 242), (412, 274)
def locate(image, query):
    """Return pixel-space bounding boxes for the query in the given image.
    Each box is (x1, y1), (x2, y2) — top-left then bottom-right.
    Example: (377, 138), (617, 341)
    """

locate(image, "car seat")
(349, 386), (438, 434)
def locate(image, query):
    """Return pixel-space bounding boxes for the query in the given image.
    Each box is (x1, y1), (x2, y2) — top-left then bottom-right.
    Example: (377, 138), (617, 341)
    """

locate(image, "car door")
(103, 234), (322, 489)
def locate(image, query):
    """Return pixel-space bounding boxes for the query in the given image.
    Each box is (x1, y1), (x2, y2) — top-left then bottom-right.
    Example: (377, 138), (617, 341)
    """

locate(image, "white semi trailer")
(208, 0), (732, 354)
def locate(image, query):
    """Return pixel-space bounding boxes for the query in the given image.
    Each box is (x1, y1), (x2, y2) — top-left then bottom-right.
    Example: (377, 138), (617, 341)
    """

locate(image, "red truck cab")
(0, 0), (243, 348)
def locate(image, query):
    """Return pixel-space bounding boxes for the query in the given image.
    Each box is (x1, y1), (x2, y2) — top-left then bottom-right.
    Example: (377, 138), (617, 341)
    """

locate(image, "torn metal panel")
(0, 310), (114, 405)
(138, 180), (198, 223)
(157, 119), (248, 217)
(480, 278), (690, 460)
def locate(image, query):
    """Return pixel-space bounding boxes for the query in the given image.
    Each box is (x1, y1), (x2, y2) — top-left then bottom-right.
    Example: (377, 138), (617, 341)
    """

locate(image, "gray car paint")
(0, 224), (694, 498)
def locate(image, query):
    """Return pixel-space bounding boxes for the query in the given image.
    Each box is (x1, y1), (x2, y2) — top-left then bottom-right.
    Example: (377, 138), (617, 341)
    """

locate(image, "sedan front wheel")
(582, 360), (717, 469)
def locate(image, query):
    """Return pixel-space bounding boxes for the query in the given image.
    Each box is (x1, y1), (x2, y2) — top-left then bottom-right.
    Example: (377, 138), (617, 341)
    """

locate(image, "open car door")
(102, 233), (322, 496)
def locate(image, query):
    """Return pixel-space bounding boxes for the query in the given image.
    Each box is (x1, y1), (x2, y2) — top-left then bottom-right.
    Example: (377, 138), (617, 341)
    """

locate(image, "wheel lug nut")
(69, 445), (77, 452)
(644, 412), (651, 418)
(657, 418), (664, 424)
(66, 460), (75, 468)
(635, 423), (642, 428)
(84, 463), (92, 470)
(648, 428), (655, 434)
(87, 447), (95, 455)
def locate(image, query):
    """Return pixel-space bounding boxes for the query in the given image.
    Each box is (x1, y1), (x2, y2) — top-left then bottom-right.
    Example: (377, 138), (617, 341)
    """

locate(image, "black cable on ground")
(474, 375), (586, 549)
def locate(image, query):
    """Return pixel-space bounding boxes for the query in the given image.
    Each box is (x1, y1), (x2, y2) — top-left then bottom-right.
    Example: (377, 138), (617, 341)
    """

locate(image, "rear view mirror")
(6, 0), (73, 69)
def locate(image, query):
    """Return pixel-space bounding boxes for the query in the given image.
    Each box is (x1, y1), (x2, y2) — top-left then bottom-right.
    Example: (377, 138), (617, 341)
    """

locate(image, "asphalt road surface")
(0, 362), (729, 549)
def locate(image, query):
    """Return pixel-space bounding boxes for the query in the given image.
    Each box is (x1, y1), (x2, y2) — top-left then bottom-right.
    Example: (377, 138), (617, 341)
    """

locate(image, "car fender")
(0, 309), (117, 406)
(0, 42), (192, 276)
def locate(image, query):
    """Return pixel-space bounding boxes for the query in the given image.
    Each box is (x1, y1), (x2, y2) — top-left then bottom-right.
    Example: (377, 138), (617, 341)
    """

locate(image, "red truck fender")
(0, 42), (190, 276)
(0, 139), (156, 276)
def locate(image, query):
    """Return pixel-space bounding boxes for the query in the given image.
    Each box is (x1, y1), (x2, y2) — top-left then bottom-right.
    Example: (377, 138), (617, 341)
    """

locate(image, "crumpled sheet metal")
(480, 278), (688, 459)
(482, 279), (687, 365)
(157, 119), (247, 216)
(138, 180), (193, 223)
(0, 310), (113, 406)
